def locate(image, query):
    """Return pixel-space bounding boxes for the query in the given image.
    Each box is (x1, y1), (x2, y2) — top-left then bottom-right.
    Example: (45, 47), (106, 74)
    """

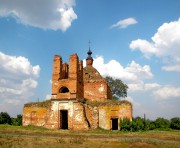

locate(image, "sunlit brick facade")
(23, 49), (132, 130)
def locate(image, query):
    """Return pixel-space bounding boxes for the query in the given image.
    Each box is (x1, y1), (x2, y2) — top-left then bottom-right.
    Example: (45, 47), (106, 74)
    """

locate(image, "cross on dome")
(87, 40), (93, 60)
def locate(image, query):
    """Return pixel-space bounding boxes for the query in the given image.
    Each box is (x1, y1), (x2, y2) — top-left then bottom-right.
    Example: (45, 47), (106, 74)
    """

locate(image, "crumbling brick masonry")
(23, 49), (132, 130)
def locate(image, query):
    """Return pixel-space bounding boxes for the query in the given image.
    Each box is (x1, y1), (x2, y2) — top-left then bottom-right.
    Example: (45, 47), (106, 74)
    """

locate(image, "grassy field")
(0, 125), (180, 148)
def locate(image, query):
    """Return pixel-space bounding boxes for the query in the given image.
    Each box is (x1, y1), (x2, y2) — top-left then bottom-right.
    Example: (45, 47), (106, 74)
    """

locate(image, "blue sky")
(0, 0), (180, 119)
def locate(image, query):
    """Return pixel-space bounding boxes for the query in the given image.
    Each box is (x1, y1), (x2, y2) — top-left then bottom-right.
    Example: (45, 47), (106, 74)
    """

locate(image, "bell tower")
(51, 54), (84, 100)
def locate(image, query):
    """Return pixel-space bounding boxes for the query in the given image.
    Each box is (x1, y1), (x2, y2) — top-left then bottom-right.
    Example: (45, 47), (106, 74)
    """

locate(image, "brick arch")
(59, 86), (70, 93)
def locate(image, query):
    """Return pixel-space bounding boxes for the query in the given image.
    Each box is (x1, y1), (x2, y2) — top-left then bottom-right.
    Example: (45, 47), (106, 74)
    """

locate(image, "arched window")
(59, 87), (69, 93)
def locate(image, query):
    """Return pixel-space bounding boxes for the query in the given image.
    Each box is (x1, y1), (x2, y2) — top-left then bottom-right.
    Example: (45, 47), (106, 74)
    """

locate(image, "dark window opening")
(60, 110), (68, 129)
(111, 118), (118, 130)
(60, 87), (69, 93)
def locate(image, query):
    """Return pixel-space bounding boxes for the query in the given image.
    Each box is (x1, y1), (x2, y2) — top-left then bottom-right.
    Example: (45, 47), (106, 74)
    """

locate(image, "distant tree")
(170, 117), (180, 130)
(16, 114), (22, 126)
(145, 119), (156, 130)
(120, 116), (180, 132)
(12, 114), (22, 126)
(11, 118), (17, 125)
(0, 112), (12, 124)
(105, 76), (128, 100)
(154, 118), (170, 129)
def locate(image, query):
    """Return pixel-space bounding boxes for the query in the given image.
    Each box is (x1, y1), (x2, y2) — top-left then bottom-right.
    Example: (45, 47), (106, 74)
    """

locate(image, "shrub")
(11, 114), (22, 126)
(120, 118), (131, 131)
(147, 120), (156, 130)
(120, 117), (173, 132)
(120, 117), (147, 132)
(133, 117), (145, 131)
(154, 118), (170, 129)
(170, 117), (180, 130)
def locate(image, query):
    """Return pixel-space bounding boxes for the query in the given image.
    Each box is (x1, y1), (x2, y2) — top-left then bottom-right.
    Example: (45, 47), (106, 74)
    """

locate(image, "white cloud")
(128, 81), (180, 101)
(0, 0), (77, 31)
(130, 39), (156, 58)
(144, 83), (161, 90)
(0, 52), (40, 78)
(128, 82), (144, 92)
(125, 61), (153, 80)
(22, 79), (38, 88)
(128, 82), (161, 92)
(125, 96), (133, 103)
(153, 85), (180, 100)
(111, 17), (137, 29)
(49, 79), (52, 84)
(45, 94), (51, 100)
(92, 56), (159, 95)
(129, 18), (180, 71)
(162, 65), (180, 72)
(93, 56), (153, 82)
(0, 52), (40, 107)
(125, 96), (141, 113)
(4, 99), (21, 105)
(90, 56), (179, 102)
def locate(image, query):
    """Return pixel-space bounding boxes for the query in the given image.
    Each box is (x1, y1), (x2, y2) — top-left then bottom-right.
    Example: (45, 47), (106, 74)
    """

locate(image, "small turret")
(86, 41), (93, 67)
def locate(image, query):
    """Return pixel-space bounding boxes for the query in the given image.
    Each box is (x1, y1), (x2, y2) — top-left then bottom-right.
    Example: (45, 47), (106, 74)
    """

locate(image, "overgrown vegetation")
(11, 114), (22, 126)
(170, 117), (180, 130)
(24, 100), (51, 108)
(86, 99), (132, 107)
(0, 112), (22, 126)
(120, 117), (180, 132)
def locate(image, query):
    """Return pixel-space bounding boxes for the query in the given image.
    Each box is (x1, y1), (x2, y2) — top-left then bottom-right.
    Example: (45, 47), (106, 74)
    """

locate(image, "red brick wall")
(84, 81), (109, 101)
(23, 100), (132, 130)
(85, 105), (99, 129)
(23, 107), (48, 127)
(52, 55), (62, 95)
(99, 104), (132, 130)
(51, 54), (84, 100)
(83, 65), (112, 101)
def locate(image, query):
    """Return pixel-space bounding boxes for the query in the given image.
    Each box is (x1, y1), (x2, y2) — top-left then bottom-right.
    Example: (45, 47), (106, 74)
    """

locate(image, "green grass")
(0, 124), (179, 148)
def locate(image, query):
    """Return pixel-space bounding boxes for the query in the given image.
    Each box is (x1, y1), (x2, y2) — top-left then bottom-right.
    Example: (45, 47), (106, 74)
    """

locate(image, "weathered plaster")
(23, 53), (132, 130)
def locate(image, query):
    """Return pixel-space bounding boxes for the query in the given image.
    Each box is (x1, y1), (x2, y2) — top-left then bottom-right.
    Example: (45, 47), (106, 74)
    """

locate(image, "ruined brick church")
(23, 49), (132, 130)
